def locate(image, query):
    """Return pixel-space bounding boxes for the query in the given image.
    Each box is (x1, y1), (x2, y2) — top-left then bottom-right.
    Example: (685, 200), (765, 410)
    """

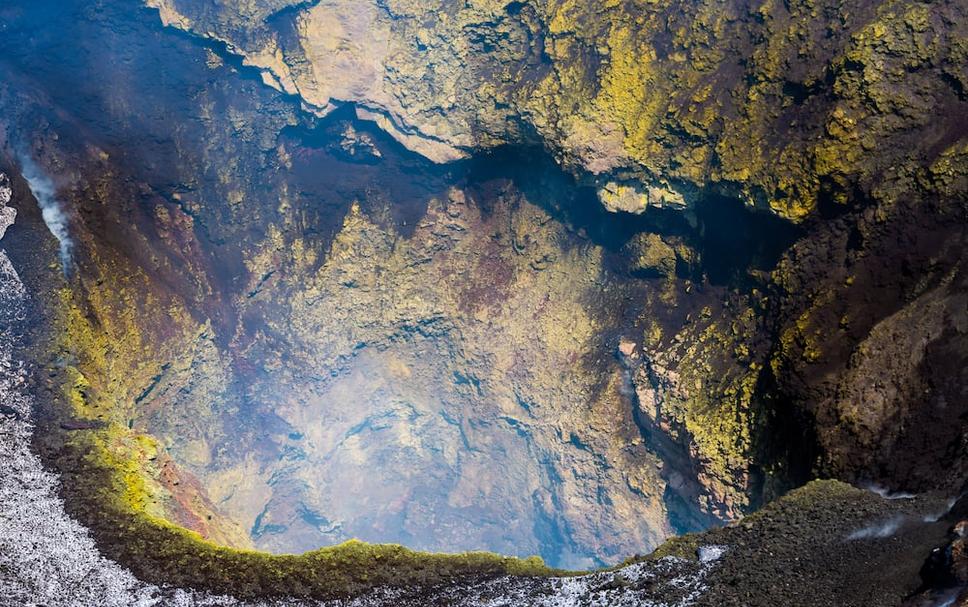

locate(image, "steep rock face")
(146, 0), (967, 221)
(0, 0), (966, 593)
(140, 185), (675, 567)
(770, 144), (968, 492)
(1, 0), (710, 567)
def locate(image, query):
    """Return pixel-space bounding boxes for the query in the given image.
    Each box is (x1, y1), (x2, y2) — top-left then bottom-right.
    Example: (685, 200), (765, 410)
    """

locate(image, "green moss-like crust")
(25, 254), (559, 601)
(63, 429), (556, 599)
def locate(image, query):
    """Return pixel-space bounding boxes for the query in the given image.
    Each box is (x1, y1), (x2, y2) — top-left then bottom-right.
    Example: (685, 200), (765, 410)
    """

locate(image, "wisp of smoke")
(17, 153), (73, 275)
(923, 495), (962, 523)
(864, 484), (916, 500)
(846, 515), (905, 540)
(930, 590), (959, 607)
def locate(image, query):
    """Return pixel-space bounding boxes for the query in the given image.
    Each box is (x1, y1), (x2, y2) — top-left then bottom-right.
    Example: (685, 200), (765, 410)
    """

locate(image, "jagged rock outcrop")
(3, 1), (687, 567)
(146, 0), (967, 222)
(139, 191), (675, 568)
(769, 141), (968, 493)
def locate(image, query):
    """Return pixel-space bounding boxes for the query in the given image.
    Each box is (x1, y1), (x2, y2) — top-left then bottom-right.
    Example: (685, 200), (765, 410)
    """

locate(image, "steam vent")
(1, 1), (967, 605)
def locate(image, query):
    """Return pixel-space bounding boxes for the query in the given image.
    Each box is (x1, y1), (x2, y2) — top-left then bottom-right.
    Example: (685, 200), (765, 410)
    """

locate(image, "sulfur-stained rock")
(143, 0), (967, 224)
(600, 182), (650, 214)
(624, 233), (679, 278)
(184, 191), (674, 568)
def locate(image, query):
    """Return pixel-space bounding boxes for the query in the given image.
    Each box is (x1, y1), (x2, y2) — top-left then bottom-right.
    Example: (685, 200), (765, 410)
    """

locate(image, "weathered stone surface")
(146, 0), (968, 222)
(141, 191), (673, 568)
(769, 145), (968, 493)
(623, 233), (679, 277)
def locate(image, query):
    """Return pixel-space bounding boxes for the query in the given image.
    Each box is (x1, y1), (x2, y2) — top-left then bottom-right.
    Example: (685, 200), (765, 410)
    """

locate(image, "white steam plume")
(864, 484), (916, 500)
(17, 152), (73, 274)
(845, 515), (905, 540)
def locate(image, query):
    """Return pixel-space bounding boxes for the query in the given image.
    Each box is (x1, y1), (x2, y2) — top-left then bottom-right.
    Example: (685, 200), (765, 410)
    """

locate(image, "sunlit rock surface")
(0, 0), (686, 568)
(147, 0), (967, 221)
(145, 189), (671, 567)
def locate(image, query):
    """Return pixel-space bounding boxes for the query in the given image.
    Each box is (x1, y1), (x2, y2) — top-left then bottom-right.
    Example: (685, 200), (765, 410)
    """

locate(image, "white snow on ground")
(0, 174), (724, 606)
(478, 554), (724, 607)
(697, 545), (726, 564)
(0, 178), (163, 606)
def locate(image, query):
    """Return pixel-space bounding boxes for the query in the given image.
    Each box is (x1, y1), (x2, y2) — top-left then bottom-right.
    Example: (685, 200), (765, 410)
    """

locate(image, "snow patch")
(697, 545), (727, 564)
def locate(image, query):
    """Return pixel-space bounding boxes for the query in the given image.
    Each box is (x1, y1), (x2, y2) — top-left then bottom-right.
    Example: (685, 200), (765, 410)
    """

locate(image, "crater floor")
(143, 181), (671, 568)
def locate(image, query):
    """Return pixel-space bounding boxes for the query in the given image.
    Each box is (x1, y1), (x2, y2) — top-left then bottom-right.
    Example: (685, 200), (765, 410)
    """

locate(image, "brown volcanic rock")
(147, 191), (674, 568)
(0, 2), (683, 562)
(769, 149), (968, 493)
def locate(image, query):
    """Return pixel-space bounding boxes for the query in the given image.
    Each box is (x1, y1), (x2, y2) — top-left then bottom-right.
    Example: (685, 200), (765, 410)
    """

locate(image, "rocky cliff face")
(134, 0), (968, 520)
(1, 0), (688, 567)
(0, 0), (965, 603)
(147, 0), (967, 221)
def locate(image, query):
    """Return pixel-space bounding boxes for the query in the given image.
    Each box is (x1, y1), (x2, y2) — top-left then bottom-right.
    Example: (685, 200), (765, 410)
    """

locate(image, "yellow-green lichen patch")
(37, 188), (624, 598)
(56, 427), (560, 599)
